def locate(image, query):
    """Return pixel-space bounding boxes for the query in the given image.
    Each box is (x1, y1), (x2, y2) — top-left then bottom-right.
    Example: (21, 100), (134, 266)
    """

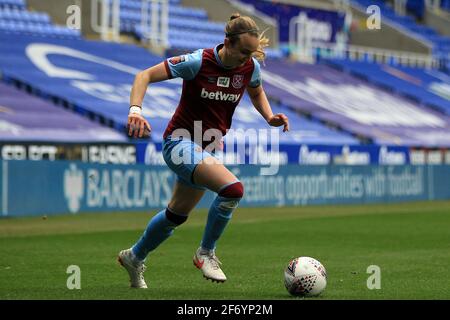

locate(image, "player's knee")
(214, 182), (244, 212)
(165, 207), (188, 225)
(218, 181), (244, 199)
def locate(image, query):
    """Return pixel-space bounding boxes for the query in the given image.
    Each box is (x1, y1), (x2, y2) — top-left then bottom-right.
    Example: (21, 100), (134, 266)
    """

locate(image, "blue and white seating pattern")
(441, 0), (450, 11)
(121, 0), (283, 58)
(0, 0), (25, 10)
(0, 32), (356, 145)
(119, 0), (226, 50)
(0, 0), (80, 38)
(325, 58), (450, 115)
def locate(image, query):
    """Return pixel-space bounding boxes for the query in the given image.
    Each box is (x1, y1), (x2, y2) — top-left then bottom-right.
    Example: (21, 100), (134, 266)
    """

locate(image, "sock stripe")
(165, 207), (188, 225)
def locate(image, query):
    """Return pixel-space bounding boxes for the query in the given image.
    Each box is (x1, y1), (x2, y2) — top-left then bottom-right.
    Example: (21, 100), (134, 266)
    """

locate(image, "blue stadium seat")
(442, 0), (450, 10)
(406, 0), (425, 19)
(0, 9), (51, 25)
(0, 32), (341, 145)
(120, 0), (205, 21)
(0, 0), (25, 10)
(168, 5), (208, 20)
(325, 59), (450, 115)
(120, 0), (227, 51)
(30, 12), (51, 24)
(134, 23), (225, 50)
(0, 4), (81, 38)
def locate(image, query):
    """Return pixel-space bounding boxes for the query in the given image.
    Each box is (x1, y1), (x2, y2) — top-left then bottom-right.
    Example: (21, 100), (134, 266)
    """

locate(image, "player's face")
(228, 33), (259, 67)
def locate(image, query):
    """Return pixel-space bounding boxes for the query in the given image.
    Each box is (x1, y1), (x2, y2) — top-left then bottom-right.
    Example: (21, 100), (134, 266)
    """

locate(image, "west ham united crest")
(232, 74), (244, 89)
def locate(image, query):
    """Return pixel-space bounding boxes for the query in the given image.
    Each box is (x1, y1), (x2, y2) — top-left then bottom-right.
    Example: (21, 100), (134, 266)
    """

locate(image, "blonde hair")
(225, 13), (269, 62)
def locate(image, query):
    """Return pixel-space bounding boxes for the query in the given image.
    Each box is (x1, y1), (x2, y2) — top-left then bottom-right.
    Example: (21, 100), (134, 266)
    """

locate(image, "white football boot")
(193, 247), (227, 283)
(117, 248), (148, 289)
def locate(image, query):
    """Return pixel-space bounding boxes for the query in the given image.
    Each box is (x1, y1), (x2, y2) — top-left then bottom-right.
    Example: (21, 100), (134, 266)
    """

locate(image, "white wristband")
(129, 105), (142, 116)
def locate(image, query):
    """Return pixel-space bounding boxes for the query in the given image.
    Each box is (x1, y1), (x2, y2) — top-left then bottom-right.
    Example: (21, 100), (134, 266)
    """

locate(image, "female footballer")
(118, 13), (289, 288)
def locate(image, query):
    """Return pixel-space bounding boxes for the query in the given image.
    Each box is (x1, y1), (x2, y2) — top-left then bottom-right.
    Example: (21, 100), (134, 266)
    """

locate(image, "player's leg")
(192, 157), (244, 282)
(132, 181), (205, 259)
(118, 181), (205, 288)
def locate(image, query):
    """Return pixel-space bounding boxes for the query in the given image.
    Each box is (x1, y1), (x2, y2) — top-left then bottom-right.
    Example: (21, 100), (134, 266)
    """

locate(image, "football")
(284, 256), (327, 297)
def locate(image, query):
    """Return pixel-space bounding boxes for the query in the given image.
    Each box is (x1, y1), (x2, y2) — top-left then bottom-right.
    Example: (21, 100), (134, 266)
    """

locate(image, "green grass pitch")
(1, 201), (450, 300)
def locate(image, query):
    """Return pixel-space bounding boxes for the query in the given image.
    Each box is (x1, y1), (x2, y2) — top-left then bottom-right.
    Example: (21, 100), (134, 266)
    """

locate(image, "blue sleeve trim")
(249, 58), (262, 88)
(166, 49), (203, 80)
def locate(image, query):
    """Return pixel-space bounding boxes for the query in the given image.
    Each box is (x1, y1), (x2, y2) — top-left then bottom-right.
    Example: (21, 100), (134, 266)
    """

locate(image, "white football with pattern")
(284, 256), (327, 297)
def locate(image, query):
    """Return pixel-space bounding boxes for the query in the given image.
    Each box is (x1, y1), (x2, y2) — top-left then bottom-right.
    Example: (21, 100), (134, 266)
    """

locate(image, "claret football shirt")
(163, 44), (262, 145)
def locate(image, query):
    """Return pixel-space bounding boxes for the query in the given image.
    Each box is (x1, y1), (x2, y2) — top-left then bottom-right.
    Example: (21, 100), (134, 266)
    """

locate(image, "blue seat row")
(0, 32), (324, 145)
(441, 0), (450, 10)
(134, 24), (223, 47)
(119, 0), (226, 51)
(119, 9), (207, 23)
(124, 0), (281, 55)
(121, 12), (224, 33)
(168, 18), (224, 32)
(166, 5), (207, 19)
(0, 0), (80, 39)
(121, 0), (181, 6)
(325, 58), (450, 114)
(0, 0), (25, 9)
(0, 10), (51, 24)
(123, 25), (224, 40)
(120, 3), (207, 20)
(0, 21), (80, 38)
(134, 25), (284, 59)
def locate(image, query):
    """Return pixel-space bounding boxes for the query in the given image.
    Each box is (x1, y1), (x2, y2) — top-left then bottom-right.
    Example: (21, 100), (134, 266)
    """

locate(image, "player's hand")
(268, 113), (289, 132)
(127, 113), (151, 138)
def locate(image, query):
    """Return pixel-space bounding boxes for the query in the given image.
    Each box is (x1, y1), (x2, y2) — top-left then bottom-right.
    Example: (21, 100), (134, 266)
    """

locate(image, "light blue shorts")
(162, 135), (217, 190)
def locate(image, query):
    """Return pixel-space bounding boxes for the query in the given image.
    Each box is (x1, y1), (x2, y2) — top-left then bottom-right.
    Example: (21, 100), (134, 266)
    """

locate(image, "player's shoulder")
(251, 57), (261, 69)
(167, 49), (203, 67)
(184, 49), (204, 62)
(166, 49), (205, 80)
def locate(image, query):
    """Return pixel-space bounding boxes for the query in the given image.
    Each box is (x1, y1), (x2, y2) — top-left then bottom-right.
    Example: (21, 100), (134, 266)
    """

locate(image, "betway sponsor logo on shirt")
(201, 88), (240, 102)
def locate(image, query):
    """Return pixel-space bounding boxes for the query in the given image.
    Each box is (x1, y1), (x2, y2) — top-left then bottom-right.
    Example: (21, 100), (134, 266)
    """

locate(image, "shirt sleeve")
(164, 49), (203, 80)
(248, 58), (262, 88)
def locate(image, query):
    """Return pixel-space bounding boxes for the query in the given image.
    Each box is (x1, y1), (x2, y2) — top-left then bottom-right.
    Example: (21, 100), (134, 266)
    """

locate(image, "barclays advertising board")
(1, 160), (449, 217)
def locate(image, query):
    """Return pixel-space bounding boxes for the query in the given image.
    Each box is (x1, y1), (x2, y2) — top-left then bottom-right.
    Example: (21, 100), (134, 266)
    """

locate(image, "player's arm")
(247, 85), (290, 132)
(128, 51), (202, 138)
(128, 62), (170, 138)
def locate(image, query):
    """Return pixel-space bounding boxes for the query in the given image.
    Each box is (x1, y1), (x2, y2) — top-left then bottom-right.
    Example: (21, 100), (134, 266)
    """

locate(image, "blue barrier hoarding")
(4, 160), (178, 217)
(1, 160), (450, 217)
(232, 165), (430, 206)
(136, 142), (411, 165)
(3, 141), (447, 166)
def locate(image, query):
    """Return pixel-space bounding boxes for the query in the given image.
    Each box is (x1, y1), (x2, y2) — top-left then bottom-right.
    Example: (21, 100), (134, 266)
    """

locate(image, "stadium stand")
(261, 58), (450, 146)
(0, 82), (126, 142)
(0, 0), (26, 10)
(442, 0), (450, 11)
(120, 0), (283, 57)
(324, 59), (450, 114)
(0, 0), (80, 38)
(0, 31), (357, 145)
(351, 0), (450, 59)
(119, 0), (226, 49)
(402, 0), (450, 17)
(0, 0), (449, 148)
